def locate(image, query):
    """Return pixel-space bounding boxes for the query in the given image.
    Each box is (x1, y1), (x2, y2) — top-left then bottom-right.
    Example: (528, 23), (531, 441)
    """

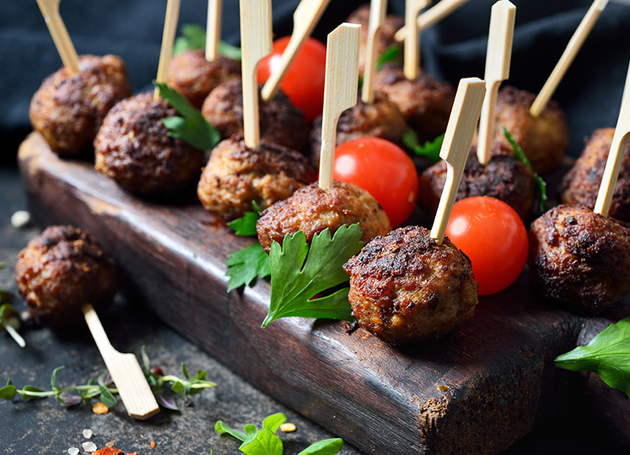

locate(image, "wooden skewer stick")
(206, 0), (222, 62)
(154, 0), (182, 100)
(82, 303), (160, 420)
(318, 23), (361, 190)
(430, 78), (486, 243)
(35, 0), (80, 74)
(594, 60), (630, 218)
(403, 0), (431, 81)
(361, 0), (387, 104)
(240, 0), (272, 148)
(261, 0), (331, 102)
(394, 0), (471, 42)
(530, 0), (608, 118)
(476, 0), (516, 166)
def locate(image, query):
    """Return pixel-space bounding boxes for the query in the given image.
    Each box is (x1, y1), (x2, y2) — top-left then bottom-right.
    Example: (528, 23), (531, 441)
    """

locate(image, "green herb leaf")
(262, 412), (286, 432)
(244, 424), (259, 440)
(20, 385), (44, 400)
(262, 225), (363, 328)
(502, 127), (548, 212)
(155, 81), (221, 151)
(141, 345), (151, 374)
(239, 427), (283, 455)
(216, 420), (248, 442)
(226, 242), (271, 292)
(0, 380), (17, 401)
(402, 128), (444, 165)
(173, 24), (242, 60)
(556, 317), (630, 398)
(297, 438), (344, 455)
(98, 384), (117, 408)
(181, 363), (190, 380)
(376, 43), (402, 71)
(171, 380), (186, 395)
(228, 211), (261, 236)
(50, 366), (64, 392)
(219, 41), (242, 61)
(0, 262), (5, 269)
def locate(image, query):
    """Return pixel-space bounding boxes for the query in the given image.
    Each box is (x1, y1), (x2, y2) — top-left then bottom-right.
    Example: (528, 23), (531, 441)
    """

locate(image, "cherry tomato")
(257, 36), (326, 123)
(333, 137), (419, 228)
(445, 197), (528, 296)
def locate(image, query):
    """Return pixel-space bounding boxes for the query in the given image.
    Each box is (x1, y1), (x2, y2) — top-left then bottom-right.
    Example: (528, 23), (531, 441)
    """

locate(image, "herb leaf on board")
(226, 243), (271, 292)
(297, 438), (344, 455)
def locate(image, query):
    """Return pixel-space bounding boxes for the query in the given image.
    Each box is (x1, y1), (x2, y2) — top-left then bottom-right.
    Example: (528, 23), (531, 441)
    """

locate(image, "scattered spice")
(93, 448), (122, 455)
(82, 441), (97, 452)
(437, 385), (450, 392)
(92, 402), (109, 415)
(150, 440), (156, 449)
(279, 423), (296, 433)
(83, 429), (93, 439)
(67, 448), (79, 455)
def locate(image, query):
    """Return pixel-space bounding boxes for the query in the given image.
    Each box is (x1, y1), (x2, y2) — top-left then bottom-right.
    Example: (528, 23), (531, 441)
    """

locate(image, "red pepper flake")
(92, 448), (122, 455)
(150, 440), (156, 448)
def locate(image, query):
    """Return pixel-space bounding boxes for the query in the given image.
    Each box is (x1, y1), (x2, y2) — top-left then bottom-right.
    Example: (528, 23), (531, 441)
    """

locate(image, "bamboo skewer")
(154, 0), (182, 100)
(594, 60), (630, 217)
(206, 0), (222, 62)
(430, 78), (486, 243)
(476, 0), (516, 166)
(394, 0), (471, 42)
(403, 0), (431, 81)
(530, 0), (608, 118)
(318, 23), (362, 190)
(35, 0), (79, 74)
(261, 0), (331, 102)
(361, 0), (387, 104)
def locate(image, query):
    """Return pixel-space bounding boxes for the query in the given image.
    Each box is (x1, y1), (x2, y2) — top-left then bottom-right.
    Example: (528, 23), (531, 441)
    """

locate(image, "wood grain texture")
(19, 132), (594, 455)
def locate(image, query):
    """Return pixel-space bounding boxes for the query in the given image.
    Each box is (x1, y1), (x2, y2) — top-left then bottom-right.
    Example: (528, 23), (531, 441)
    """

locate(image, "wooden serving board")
(16, 132), (610, 454)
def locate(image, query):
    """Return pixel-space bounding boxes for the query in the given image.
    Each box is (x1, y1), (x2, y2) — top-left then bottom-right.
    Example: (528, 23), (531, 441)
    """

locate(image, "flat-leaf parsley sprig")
(402, 128), (444, 165)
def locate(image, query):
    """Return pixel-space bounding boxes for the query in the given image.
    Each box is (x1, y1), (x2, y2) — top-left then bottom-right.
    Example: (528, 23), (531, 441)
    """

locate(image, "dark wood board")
(17, 132), (620, 454)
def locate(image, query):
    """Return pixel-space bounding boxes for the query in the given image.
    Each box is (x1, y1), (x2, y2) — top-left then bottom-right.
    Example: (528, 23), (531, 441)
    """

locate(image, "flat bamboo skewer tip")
(35, 0), (80, 74)
(82, 303), (160, 420)
(318, 23), (361, 190)
(403, 0), (431, 82)
(361, 0), (387, 104)
(206, 0), (222, 62)
(154, 0), (182, 100)
(261, 0), (331, 102)
(530, 0), (608, 118)
(394, 0), (471, 42)
(430, 78), (486, 243)
(594, 60), (630, 217)
(476, 0), (516, 166)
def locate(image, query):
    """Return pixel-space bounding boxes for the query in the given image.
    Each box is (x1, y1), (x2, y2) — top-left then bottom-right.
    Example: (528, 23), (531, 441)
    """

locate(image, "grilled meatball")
(166, 50), (241, 109)
(528, 204), (630, 313)
(94, 92), (204, 196)
(198, 133), (316, 221)
(346, 4), (405, 75)
(343, 225), (478, 344)
(373, 63), (455, 143)
(419, 143), (537, 219)
(257, 180), (391, 253)
(201, 79), (308, 152)
(29, 54), (132, 157)
(308, 93), (408, 167)
(560, 128), (630, 222)
(15, 225), (118, 327)
(492, 86), (569, 175)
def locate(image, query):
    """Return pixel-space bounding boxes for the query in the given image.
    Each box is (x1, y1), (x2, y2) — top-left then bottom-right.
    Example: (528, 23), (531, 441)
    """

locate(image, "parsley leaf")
(262, 225), (363, 328)
(402, 128), (444, 165)
(555, 317), (630, 398)
(376, 43), (402, 71)
(297, 438), (344, 455)
(228, 202), (262, 236)
(502, 127), (549, 212)
(155, 81), (221, 151)
(173, 24), (242, 60)
(240, 428), (283, 455)
(226, 243), (271, 292)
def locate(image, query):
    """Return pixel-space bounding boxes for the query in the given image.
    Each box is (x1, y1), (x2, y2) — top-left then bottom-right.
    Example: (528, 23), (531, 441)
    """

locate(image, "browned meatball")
(256, 180), (391, 253)
(373, 63), (455, 143)
(29, 54), (132, 157)
(201, 79), (308, 152)
(346, 4), (405, 75)
(492, 86), (569, 175)
(198, 133), (316, 221)
(15, 225), (118, 327)
(308, 93), (408, 167)
(560, 128), (630, 223)
(166, 50), (241, 109)
(343, 225), (478, 344)
(94, 92), (204, 196)
(528, 205), (630, 313)
(419, 144), (537, 219)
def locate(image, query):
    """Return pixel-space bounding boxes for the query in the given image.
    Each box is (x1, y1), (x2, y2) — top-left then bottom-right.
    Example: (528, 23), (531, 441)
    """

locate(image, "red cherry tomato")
(445, 197), (528, 296)
(333, 137), (419, 228)
(257, 36), (326, 123)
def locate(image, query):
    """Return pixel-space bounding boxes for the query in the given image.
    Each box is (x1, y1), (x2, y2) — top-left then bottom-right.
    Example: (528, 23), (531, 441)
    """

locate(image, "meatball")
(308, 92), (408, 167)
(201, 79), (309, 152)
(198, 133), (316, 221)
(29, 54), (132, 157)
(528, 205), (630, 313)
(257, 180), (391, 253)
(373, 63), (455, 143)
(15, 225), (118, 327)
(419, 143), (537, 220)
(492, 86), (569, 175)
(166, 50), (241, 109)
(94, 92), (204, 196)
(346, 4), (405, 75)
(343, 225), (478, 344)
(560, 128), (630, 223)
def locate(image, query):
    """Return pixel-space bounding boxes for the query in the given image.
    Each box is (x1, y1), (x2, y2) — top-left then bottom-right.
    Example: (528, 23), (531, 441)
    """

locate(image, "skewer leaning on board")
(35, 0), (79, 73)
